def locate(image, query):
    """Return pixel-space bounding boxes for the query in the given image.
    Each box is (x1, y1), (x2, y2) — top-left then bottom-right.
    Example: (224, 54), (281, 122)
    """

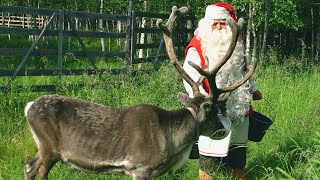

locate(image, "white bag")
(198, 114), (232, 157)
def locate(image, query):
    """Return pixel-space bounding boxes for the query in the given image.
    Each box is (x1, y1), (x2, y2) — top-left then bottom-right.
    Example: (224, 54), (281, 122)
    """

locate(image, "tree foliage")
(0, 0), (318, 59)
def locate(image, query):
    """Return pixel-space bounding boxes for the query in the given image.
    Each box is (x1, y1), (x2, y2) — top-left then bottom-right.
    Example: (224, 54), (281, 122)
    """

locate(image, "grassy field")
(0, 60), (320, 179)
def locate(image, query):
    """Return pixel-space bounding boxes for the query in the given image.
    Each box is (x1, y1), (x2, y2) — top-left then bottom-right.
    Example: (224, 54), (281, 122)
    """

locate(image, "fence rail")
(0, 3), (196, 93)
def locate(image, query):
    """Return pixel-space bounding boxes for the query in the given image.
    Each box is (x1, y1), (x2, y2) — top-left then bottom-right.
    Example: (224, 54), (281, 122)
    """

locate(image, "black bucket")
(248, 111), (273, 142)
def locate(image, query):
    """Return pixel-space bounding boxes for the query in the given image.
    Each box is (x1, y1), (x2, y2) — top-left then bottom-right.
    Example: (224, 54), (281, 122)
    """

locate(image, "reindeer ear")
(200, 102), (212, 112)
(177, 92), (190, 105)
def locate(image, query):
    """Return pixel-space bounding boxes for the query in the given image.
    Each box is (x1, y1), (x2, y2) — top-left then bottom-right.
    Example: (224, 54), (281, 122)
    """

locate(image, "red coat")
(184, 36), (211, 93)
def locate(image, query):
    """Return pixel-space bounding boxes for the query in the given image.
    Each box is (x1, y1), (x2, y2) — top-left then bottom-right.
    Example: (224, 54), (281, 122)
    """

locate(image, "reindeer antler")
(157, 6), (256, 103)
(157, 6), (201, 96)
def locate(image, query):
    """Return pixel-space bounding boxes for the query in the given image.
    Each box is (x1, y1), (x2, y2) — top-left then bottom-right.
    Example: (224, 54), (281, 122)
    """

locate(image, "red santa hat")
(204, 2), (237, 21)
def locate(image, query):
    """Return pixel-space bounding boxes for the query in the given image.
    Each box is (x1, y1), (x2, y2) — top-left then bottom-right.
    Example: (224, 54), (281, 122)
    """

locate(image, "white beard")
(195, 19), (252, 122)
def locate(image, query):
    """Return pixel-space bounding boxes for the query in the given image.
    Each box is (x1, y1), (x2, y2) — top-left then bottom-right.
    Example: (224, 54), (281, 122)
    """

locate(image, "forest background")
(1, 0), (319, 65)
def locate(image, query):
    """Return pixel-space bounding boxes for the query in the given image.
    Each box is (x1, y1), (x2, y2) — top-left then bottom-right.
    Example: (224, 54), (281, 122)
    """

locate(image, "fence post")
(154, 38), (164, 63)
(57, 10), (64, 79)
(126, 0), (133, 71)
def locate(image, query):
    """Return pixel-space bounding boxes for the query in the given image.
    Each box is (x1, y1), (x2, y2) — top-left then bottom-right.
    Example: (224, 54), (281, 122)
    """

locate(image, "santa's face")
(212, 19), (226, 30)
(197, 20), (232, 61)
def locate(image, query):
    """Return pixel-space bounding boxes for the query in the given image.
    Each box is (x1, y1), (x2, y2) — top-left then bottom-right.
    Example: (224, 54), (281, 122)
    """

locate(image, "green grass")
(0, 60), (320, 179)
(245, 66), (320, 179)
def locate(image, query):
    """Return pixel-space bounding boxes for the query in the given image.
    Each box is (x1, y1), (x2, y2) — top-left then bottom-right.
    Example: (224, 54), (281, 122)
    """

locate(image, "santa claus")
(183, 2), (262, 180)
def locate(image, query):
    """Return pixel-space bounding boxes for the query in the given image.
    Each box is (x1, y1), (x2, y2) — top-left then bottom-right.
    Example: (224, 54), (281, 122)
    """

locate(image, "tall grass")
(0, 61), (319, 179)
(245, 65), (320, 179)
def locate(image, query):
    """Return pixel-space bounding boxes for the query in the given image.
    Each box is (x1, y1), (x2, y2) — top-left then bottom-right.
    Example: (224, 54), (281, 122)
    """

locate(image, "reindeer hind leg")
(24, 153), (40, 180)
(26, 128), (60, 179)
(36, 147), (60, 180)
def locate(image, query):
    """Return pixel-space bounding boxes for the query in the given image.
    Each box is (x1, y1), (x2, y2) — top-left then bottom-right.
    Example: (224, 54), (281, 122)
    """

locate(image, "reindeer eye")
(200, 102), (212, 112)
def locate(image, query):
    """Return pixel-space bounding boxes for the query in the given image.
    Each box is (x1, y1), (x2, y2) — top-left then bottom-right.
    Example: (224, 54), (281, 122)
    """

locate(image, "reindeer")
(23, 6), (256, 180)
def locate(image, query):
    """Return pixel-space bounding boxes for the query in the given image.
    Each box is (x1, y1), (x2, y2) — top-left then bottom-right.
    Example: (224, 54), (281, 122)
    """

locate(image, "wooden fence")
(0, 3), (196, 93)
(1, 14), (46, 28)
